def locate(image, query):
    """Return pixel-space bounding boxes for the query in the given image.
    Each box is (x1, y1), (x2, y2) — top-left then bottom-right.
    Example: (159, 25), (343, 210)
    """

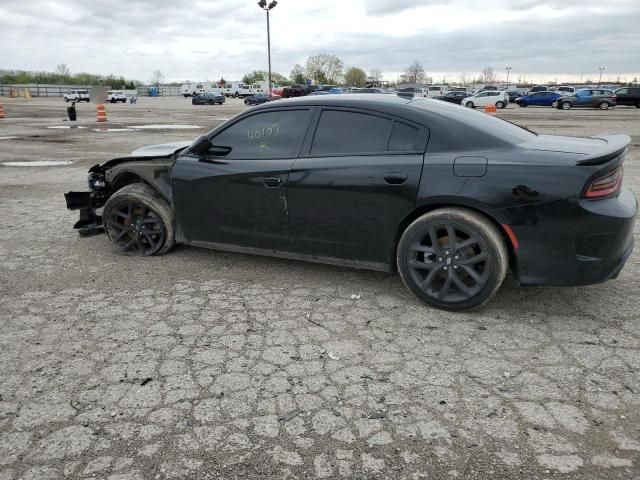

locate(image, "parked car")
(244, 93), (280, 105)
(192, 92), (225, 105)
(556, 86), (577, 94)
(505, 90), (526, 103)
(461, 90), (509, 109)
(107, 90), (127, 103)
(64, 89), (90, 102)
(515, 91), (563, 107)
(529, 85), (549, 92)
(397, 87), (425, 96)
(64, 95), (637, 311)
(556, 89), (617, 110)
(613, 87), (640, 108)
(436, 91), (470, 105)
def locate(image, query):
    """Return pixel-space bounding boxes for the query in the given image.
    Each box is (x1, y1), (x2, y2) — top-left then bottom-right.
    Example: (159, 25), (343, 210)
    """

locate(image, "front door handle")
(263, 176), (282, 188)
(384, 173), (408, 185)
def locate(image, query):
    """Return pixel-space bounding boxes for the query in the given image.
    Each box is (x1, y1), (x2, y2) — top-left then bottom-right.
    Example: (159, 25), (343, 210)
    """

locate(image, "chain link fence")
(0, 84), (183, 97)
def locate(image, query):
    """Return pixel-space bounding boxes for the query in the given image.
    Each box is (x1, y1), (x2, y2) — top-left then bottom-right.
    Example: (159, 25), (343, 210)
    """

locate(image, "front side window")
(616, 88), (628, 95)
(311, 110), (391, 155)
(212, 110), (309, 158)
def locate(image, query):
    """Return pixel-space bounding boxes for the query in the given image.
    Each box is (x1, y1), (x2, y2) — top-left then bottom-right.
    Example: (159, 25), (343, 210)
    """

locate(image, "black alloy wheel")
(106, 201), (165, 256)
(397, 208), (508, 311)
(103, 183), (174, 257)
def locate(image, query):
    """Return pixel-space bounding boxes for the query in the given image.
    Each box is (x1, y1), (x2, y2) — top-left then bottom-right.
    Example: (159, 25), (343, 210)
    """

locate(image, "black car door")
(171, 108), (313, 251)
(287, 108), (429, 268)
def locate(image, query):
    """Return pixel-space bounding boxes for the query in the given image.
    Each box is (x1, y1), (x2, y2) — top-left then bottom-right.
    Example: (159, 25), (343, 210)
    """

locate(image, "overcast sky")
(1, 0), (639, 84)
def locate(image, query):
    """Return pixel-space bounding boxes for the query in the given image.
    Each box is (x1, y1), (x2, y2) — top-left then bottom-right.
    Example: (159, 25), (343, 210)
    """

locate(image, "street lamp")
(505, 66), (512, 89)
(598, 67), (605, 87)
(258, 0), (277, 97)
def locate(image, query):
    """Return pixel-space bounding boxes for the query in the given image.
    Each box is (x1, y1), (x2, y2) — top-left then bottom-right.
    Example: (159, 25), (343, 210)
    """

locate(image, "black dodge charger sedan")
(65, 95), (637, 311)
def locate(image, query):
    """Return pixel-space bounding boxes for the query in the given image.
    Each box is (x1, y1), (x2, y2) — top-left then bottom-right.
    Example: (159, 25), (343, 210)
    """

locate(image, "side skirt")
(187, 240), (391, 273)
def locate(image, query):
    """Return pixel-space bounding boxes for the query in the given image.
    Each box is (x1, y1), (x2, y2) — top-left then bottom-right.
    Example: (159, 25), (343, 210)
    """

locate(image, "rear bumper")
(506, 187), (637, 286)
(64, 191), (104, 236)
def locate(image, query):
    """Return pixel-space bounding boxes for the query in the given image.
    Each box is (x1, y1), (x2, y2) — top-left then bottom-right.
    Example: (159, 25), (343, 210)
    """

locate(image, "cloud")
(0, 0), (638, 83)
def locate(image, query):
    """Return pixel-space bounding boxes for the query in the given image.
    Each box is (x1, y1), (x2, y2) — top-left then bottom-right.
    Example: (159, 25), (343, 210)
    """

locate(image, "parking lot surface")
(1, 97), (639, 479)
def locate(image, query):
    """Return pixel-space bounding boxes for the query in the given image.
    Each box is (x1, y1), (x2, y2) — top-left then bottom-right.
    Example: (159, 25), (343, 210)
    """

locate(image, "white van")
(426, 85), (448, 97)
(224, 82), (252, 98)
(181, 82), (215, 97)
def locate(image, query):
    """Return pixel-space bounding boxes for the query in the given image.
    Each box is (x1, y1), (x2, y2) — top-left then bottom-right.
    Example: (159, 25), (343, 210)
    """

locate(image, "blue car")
(515, 91), (563, 107)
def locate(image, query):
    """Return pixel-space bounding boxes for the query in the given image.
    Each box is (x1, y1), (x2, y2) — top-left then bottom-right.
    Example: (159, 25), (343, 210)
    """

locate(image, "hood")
(130, 141), (191, 157)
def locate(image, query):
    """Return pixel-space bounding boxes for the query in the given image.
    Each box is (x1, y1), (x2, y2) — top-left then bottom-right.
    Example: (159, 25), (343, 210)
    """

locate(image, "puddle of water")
(1, 160), (72, 167)
(128, 124), (203, 130)
(0, 136), (19, 140)
(47, 126), (87, 129)
(93, 128), (135, 132)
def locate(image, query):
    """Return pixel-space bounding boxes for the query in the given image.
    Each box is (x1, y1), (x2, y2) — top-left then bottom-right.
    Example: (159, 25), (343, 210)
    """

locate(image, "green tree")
(344, 67), (367, 87)
(290, 64), (306, 84)
(305, 54), (344, 84)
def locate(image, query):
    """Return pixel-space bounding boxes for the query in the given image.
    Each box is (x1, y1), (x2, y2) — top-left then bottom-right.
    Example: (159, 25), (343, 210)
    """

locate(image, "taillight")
(583, 166), (623, 199)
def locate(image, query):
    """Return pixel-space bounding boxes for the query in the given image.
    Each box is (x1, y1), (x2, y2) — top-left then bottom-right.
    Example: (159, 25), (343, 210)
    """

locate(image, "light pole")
(258, 0), (277, 97)
(598, 67), (605, 87)
(505, 66), (512, 88)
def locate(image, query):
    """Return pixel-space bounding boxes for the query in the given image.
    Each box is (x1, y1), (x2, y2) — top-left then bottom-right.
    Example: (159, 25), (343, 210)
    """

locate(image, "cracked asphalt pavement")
(0, 97), (639, 479)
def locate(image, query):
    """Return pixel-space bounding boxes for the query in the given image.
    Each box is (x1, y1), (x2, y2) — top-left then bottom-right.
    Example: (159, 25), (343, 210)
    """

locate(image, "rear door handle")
(384, 173), (408, 185)
(263, 176), (282, 188)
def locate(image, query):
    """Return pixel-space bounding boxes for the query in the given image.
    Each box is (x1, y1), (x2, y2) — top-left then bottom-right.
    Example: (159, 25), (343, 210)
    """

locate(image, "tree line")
(0, 64), (138, 89)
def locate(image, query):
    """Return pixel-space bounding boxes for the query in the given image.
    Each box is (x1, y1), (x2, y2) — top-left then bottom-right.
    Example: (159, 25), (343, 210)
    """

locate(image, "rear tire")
(599, 102), (609, 110)
(465, 101), (474, 108)
(103, 183), (175, 256)
(397, 208), (508, 311)
(561, 102), (571, 110)
(496, 101), (506, 109)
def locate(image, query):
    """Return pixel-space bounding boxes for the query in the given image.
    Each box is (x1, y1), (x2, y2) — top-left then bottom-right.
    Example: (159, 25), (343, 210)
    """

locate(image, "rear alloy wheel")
(561, 102), (572, 110)
(496, 101), (506, 109)
(103, 183), (174, 256)
(397, 208), (508, 311)
(599, 102), (610, 110)
(465, 101), (474, 108)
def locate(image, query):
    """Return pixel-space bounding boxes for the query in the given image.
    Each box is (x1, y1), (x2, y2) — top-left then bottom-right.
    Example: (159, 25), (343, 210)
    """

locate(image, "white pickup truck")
(64, 89), (90, 102)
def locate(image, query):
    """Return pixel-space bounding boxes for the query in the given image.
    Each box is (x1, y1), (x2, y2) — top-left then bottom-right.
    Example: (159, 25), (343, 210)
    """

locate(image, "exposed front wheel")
(397, 208), (508, 311)
(599, 102), (610, 110)
(103, 183), (175, 256)
(561, 102), (571, 110)
(465, 102), (474, 108)
(496, 101), (505, 109)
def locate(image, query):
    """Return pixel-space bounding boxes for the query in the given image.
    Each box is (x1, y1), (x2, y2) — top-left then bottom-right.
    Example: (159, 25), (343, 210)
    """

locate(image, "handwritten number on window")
(247, 123), (280, 142)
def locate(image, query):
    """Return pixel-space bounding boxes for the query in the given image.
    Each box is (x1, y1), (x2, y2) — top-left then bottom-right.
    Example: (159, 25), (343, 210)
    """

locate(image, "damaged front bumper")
(64, 191), (104, 236)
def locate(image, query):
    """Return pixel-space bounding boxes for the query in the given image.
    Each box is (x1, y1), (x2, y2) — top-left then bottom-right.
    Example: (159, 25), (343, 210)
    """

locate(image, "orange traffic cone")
(0, 102), (5, 119)
(96, 104), (108, 122)
(484, 104), (497, 115)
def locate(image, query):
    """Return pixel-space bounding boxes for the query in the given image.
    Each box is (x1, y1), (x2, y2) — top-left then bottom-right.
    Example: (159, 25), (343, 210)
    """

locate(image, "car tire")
(561, 102), (571, 110)
(208, 100), (214, 105)
(465, 101), (474, 108)
(103, 183), (175, 257)
(599, 102), (610, 110)
(496, 101), (506, 109)
(397, 208), (508, 311)
(519, 102), (527, 107)
(551, 101), (558, 108)
(234, 92), (239, 98)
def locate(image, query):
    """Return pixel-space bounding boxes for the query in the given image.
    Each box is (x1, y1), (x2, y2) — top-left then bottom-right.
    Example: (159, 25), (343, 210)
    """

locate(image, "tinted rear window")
(311, 110), (391, 155)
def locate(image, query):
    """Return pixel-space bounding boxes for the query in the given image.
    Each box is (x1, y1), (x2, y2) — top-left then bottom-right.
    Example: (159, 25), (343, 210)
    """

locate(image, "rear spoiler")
(576, 134), (630, 166)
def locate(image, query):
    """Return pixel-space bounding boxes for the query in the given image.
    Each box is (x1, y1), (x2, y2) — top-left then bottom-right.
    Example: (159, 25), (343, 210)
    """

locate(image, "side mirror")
(189, 135), (212, 155)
